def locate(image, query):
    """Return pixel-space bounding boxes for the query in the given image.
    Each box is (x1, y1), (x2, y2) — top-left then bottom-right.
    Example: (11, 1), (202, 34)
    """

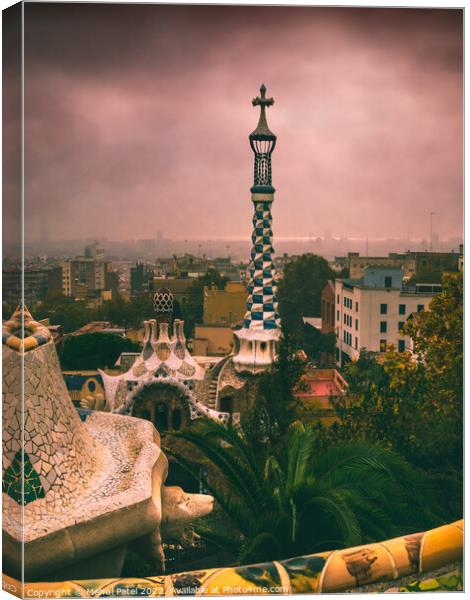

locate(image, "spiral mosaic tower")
(233, 84), (281, 373)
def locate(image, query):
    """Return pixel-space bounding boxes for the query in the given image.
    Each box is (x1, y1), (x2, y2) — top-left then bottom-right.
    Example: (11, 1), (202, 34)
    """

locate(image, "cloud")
(10, 4), (463, 243)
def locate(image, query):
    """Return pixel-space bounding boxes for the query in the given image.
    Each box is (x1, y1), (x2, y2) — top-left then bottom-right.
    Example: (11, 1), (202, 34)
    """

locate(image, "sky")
(4, 4), (463, 244)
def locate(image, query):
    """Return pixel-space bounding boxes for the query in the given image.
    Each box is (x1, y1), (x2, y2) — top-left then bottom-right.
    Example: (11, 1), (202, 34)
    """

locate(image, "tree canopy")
(315, 271), (463, 520)
(58, 332), (141, 370)
(167, 420), (439, 565)
(241, 330), (305, 453)
(277, 254), (335, 359)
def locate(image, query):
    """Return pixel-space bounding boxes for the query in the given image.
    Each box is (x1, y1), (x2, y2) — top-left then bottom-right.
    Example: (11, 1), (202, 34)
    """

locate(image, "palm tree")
(166, 420), (438, 565)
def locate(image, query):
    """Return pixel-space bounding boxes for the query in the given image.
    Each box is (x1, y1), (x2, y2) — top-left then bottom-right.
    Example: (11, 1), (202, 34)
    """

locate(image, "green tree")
(405, 271), (463, 427)
(98, 294), (153, 328)
(277, 254), (334, 358)
(58, 332), (140, 370)
(167, 420), (438, 565)
(242, 330), (304, 452)
(35, 293), (95, 333)
(316, 272), (463, 520)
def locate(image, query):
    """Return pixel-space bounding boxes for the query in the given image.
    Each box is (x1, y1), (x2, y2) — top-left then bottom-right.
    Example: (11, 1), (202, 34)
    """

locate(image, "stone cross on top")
(251, 84), (276, 140)
(252, 84), (274, 109)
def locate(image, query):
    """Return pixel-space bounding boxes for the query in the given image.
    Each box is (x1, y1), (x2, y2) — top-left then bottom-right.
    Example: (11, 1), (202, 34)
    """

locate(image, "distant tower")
(233, 84), (280, 373)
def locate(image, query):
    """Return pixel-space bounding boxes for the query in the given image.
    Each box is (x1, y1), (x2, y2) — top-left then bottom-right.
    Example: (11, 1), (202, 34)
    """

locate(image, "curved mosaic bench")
(2, 305), (51, 352)
(2, 519), (463, 597)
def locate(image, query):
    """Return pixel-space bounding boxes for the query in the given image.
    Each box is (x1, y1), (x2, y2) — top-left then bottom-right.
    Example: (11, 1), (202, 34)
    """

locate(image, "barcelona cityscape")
(2, 2), (464, 597)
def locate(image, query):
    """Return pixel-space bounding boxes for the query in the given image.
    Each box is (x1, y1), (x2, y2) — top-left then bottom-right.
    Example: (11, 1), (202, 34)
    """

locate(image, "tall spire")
(233, 84), (281, 374)
(249, 84), (277, 194)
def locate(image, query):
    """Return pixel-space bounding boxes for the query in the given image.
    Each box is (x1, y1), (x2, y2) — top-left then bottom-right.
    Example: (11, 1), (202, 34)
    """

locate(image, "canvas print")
(2, 2), (463, 597)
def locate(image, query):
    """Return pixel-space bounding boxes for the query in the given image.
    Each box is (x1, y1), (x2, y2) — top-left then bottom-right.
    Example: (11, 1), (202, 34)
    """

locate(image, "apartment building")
(61, 257), (116, 299)
(3, 265), (62, 308)
(345, 250), (459, 281)
(334, 266), (440, 366)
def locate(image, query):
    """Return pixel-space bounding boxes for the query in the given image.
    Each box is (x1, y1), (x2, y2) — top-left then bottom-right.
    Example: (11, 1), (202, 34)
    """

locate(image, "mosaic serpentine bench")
(1, 520), (463, 597)
(2, 307), (213, 583)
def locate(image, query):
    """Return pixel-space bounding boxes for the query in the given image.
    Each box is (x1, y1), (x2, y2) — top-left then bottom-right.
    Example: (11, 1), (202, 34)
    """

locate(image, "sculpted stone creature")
(160, 486), (214, 545)
(130, 485), (214, 571)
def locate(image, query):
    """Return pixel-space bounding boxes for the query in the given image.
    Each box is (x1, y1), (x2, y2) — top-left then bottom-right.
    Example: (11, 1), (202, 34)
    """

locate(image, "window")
(337, 294), (340, 304)
(355, 337), (358, 349)
(398, 340), (406, 352)
(399, 304), (406, 315)
(337, 310), (339, 322)
(355, 319), (358, 331)
(379, 339), (387, 353)
(398, 321), (405, 333)
(87, 380), (96, 392)
(155, 403), (169, 433)
(172, 409), (182, 430)
(355, 302), (359, 312)
(417, 304), (424, 312)
(380, 303), (388, 315)
(344, 314), (347, 325)
(220, 397), (233, 414)
(380, 321), (387, 333)
(384, 276), (392, 288)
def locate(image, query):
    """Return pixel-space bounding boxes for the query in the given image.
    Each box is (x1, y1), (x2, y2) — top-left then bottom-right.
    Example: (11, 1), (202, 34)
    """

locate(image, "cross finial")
(252, 84), (274, 109)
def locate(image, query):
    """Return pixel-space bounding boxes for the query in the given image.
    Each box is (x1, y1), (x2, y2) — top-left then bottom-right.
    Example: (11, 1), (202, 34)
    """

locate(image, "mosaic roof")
(2, 306), (164, 554)
(100, 317), (229, 424)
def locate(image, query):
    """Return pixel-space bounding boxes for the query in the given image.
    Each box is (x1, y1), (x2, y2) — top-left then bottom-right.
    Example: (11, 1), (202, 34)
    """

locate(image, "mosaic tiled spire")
(233, 85), (281, 373)
(244, 84), (280, 331)
(244, 199), (280, 331)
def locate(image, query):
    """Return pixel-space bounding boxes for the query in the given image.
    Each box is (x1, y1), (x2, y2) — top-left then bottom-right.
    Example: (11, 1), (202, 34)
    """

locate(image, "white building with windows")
(334, 266), (440, 366)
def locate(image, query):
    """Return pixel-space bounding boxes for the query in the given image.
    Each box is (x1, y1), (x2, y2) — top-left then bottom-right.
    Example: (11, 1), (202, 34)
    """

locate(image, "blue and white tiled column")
(233, 192), (280, 373)
(244, 197), (280, 331)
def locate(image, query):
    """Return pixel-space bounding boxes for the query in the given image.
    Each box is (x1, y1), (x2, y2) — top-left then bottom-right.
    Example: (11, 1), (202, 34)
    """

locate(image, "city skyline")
(4, 5), (463, 243)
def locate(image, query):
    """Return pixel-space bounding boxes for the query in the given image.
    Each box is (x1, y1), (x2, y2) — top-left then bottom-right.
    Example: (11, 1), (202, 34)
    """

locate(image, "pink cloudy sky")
(7, 4), (464, 243)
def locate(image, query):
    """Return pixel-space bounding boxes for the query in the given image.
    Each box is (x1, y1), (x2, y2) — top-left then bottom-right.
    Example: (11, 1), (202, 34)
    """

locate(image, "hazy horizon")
(4, 5), (463, 244)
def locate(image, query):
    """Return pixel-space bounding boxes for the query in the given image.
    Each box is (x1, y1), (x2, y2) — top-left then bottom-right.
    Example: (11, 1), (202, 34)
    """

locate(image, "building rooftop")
(70, 322), (126, 336)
